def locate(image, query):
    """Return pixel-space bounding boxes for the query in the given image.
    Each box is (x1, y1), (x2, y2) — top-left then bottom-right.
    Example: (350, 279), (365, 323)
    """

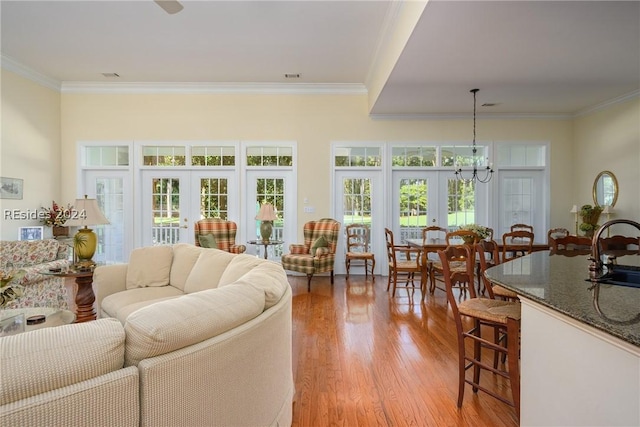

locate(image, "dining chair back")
(476, 241), (518, 301)
(384, 228), (423, 297)
(547, 227), (570, 247)
(510, 223), (534, 234)
(501, 230), (534, 262)
(345, 224), (375, 279)
(550, 235), (592, 256)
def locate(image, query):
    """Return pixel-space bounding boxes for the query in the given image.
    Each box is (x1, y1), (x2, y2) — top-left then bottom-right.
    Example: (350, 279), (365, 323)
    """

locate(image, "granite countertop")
(484, 250), (640, 347)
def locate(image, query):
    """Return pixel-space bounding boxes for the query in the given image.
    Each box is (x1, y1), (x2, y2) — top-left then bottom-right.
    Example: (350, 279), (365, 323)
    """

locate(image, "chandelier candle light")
(65, 195), (110, 268)
(454, 88), (494, 183)
(256, 203), (278, 243)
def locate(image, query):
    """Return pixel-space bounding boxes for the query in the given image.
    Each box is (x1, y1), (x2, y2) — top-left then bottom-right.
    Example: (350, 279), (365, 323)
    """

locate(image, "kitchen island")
(485, 250), (640, 426)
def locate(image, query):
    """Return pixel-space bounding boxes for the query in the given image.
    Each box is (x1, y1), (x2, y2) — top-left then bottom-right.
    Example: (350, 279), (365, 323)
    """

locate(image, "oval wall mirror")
(592, 170), (618, 207)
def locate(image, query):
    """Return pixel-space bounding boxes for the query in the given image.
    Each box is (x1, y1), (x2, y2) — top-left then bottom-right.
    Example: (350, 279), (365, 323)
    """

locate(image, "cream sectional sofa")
(0, 244), (293, 427)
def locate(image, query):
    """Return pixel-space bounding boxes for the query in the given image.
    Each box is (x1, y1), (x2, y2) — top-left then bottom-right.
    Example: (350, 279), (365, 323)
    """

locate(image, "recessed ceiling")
(1, 0), (638, 116)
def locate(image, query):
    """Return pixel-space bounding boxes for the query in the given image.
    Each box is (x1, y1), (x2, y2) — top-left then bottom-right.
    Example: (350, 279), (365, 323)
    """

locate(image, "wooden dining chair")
(550, 235), (592, 256)
(438, 245), (521, 420)
(384, 228), (423, 297)
(427, 229), (480, 299)
(476, 240), (518, 301)
(501, 230), (534, 262)
(345, 223), (375, 279)
(510, 223), (534, 234)
(598, 235), (640, 262)
(547, 227), (570, 248)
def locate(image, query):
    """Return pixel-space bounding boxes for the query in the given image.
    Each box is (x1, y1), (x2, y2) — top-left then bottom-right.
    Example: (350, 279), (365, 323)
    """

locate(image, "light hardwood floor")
(66, 274), (518, 426)
(288, 274), (519, 427)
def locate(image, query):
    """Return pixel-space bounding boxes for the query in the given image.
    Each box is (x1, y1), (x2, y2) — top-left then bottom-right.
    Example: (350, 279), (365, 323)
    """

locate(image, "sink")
(594, 267), (640, 288)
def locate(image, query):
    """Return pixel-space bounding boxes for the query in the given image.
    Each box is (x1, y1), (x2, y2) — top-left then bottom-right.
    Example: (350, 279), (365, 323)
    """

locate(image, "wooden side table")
(42, 268), (96, 322)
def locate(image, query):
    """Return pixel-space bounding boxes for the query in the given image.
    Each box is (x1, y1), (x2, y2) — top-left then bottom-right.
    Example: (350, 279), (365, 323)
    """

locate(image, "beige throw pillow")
(183, 248), (235, 293)
(126, 245), (173, 289)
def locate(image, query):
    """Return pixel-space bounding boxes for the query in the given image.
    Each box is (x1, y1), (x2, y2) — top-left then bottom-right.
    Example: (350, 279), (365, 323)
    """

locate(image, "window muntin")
(447, 178), (476, 230)
(391, 146), (436, 167)
(246, 146), (293, 167)
(342, 178), (372, 226)
(443, 145), (489, 168)
(497, 145), (546, 167)
(192, 146), (235, 166)
(143, 146), (186, 166)
(85, 146), (129, 166)
(200, 178), (229, 219)
(334, 147), (381, 167)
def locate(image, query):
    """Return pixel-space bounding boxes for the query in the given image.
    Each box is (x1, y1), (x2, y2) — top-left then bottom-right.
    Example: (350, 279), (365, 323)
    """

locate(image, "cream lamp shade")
(65, 195), (110, 267)
(255, 203), (278, 242)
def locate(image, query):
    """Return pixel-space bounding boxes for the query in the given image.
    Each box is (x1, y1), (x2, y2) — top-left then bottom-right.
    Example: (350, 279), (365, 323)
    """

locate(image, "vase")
(260, 221), (273, 243)
(53, 226), (69, 237)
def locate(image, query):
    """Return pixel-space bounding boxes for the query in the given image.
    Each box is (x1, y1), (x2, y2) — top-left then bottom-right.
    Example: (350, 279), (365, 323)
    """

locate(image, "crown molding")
(369, 112), (574, 121)
(1, 54), (61, 91)
(573, 89), (640, 117)
(60, 81), (367, 95)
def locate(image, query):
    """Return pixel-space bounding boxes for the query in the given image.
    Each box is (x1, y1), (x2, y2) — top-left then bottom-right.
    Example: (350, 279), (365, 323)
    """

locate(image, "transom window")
(84, 146), (129, 166)
(246, 146), (293, 167)
(334, 147), (381, 167)
(192, 146), (235, 166)
(143, 146), (186, 166)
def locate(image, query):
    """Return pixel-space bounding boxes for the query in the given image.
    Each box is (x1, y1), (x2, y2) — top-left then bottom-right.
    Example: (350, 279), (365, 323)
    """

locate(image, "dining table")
(405, 238), (550, 296)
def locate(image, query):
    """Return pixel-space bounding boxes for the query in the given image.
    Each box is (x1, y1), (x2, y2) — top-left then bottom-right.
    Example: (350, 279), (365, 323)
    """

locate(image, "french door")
(334, 170), (383, 275)
(141, 171), (190, 247)
(83, 171), (132, 264)
(141, 170), (240, 247)
(244, 170), (295, 260)
(390, 171), (440, 243)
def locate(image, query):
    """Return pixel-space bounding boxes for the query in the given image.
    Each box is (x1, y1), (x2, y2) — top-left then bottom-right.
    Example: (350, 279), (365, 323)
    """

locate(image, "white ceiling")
(1, 0), (639, 116)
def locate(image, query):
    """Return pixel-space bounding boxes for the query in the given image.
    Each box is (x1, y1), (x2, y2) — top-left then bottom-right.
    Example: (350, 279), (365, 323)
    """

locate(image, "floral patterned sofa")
(0, 239), (70, 309)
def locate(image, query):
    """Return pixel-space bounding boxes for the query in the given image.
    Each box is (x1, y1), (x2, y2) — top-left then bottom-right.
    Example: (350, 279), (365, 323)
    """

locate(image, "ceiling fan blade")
(154, 0), (184, 15)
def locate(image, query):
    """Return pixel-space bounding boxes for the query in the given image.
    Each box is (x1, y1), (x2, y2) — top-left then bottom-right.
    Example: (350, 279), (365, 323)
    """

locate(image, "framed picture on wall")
(0, 177), (23, 199)
(18, 226), (43, 241)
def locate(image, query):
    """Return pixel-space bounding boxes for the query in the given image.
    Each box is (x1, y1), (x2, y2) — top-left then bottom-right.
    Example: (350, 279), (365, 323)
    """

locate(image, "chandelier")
(454, 88), (494, 183)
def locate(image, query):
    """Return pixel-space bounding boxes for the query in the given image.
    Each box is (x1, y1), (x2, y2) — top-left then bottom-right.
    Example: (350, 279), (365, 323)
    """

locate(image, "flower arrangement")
(458, 223), (491, 239)
(579, 204), (603, 236)
(40, 200), (74, 227)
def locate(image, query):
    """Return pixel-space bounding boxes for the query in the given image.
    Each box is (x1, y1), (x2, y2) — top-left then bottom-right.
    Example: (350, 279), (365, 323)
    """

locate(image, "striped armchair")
(281, 218), (341, 292)
(194, 218), (246, 254)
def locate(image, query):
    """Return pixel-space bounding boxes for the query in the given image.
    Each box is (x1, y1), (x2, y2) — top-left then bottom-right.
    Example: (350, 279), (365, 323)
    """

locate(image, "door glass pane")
(342, 178), (372, 226)
(502, 177), (534, 234)
(447, 178), (476, 230)
(152, 178), (181, 245)
(256, 178), (284, 256)
(94, 178), (125, 263)
(200, 178), (228, 219)
(398, 178), (428, 242)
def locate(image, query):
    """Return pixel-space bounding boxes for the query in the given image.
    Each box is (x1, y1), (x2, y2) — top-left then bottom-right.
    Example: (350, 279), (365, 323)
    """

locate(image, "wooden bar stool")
(438, 245), (521, 420)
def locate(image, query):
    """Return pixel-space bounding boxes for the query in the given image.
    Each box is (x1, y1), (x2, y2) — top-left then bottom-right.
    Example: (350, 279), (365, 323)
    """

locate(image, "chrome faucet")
(589, 218), (640, 279)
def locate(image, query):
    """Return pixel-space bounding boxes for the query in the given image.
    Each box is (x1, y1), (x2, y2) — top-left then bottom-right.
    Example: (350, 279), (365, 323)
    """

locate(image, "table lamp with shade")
(255, 203), (278, 243)
(65, 195), (110, 268)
